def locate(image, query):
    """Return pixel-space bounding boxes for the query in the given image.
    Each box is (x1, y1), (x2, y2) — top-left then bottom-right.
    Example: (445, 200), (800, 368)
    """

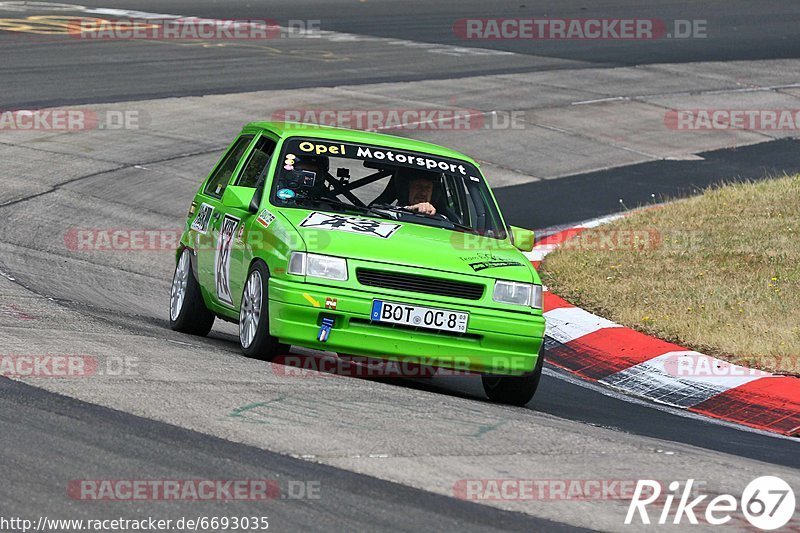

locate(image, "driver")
(399, 168), (440, 216)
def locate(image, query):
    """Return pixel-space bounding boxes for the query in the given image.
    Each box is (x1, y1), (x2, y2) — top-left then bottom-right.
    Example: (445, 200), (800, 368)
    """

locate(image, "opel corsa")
(169, 122), (546, 405)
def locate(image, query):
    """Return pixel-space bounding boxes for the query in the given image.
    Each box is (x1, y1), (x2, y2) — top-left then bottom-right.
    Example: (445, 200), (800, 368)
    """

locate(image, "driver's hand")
(404, 202), (437, 215)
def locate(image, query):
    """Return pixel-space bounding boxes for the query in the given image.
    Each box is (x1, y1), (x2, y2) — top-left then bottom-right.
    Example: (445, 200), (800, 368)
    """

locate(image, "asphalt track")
(2, 0), (800, 107)
(1, 1), (799, 531)
(496, 138), (800, 228)
(0, 377), (578, 532)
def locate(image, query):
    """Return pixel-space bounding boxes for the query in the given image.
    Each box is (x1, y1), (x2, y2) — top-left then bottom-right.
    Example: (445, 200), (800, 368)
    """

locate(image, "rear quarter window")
(203, 135), (254, 198)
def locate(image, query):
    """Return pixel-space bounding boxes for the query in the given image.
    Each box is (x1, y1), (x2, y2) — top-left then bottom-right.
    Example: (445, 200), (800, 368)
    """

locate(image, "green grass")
(541, 175), (800, 375)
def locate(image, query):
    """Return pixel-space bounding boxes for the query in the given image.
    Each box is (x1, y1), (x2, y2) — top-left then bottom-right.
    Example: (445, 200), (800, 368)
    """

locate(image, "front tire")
(239, 261), (283, 360)
(169, 248), (215, 336)
(481, 348), (544, 406)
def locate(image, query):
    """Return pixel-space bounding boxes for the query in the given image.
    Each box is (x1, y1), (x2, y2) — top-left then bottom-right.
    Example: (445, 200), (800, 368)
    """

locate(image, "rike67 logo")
(626, 477), (795, 530)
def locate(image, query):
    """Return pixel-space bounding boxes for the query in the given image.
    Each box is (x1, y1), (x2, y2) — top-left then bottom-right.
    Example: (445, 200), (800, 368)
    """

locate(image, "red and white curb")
(527, 216), (800, 437)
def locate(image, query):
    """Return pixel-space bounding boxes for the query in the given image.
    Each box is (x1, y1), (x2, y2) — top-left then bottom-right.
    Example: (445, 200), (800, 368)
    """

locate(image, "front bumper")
(268, 277), (545, 375)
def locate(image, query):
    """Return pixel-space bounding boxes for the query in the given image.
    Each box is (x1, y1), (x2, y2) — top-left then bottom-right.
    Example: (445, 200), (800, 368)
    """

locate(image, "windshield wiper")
(297, 197), (399, 221)
(444, 219), (479, 234)
(299, 198), (481, 234)
(387, 207), (479, 234)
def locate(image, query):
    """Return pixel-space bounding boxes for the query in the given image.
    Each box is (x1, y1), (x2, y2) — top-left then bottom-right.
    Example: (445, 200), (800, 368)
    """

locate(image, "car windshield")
(269, 138), (507, 238)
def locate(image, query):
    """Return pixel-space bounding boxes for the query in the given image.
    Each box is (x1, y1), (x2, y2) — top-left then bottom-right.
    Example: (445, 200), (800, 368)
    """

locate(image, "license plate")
(370, 300), (469, 333)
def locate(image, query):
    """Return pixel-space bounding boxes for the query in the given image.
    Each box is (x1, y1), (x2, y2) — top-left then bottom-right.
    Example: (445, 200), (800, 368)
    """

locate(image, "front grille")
(356, 268), (485, 300)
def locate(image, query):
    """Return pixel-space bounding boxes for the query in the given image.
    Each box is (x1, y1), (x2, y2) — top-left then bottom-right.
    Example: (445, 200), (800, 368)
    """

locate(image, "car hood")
(277, 208), (535, 283)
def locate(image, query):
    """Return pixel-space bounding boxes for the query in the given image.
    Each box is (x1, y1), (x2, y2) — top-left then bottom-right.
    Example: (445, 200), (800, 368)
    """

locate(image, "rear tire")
(239, 261), (284, 360)
(481, 348), (544, 406)
(169, 248), (215, 336)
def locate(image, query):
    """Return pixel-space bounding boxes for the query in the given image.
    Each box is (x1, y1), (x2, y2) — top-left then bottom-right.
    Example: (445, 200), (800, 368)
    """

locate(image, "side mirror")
(221, 185), (257, 213)
(509, 225), (535, 252)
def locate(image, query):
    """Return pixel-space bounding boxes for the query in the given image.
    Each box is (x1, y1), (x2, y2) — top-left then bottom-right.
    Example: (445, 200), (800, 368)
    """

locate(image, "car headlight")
(492, 280), (543, 309)
(288, 252), (348, 281)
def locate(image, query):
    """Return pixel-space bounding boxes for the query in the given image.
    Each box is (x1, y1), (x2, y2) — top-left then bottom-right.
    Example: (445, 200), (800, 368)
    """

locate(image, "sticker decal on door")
(190, 203), (214, 234)
(215, 214), (240, 306)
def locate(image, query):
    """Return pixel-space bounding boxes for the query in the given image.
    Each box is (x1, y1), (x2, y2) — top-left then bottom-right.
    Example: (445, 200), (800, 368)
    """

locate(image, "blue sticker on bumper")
(317, 317), (335, 342)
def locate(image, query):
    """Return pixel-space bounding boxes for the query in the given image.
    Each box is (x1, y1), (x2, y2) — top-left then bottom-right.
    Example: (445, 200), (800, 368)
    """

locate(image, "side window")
(236, 136), (277, 188)
(203, 135), (254, 198)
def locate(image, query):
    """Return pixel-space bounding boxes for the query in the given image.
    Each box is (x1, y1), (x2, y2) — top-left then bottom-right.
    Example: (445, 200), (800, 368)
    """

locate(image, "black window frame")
(202, 134), (255, 199)
(234, 135), (278, 189)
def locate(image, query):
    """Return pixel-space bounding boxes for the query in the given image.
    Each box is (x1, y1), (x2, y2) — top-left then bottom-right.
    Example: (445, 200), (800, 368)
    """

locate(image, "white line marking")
(523, 243), (559, 262)
(543, 366), (795, 440)
(572, 96), (629, 105)
(600, 351), (767, 408)
(165, 339), (197, 347)
(543, 306), (621, 344)
(575, 213), (625, 229)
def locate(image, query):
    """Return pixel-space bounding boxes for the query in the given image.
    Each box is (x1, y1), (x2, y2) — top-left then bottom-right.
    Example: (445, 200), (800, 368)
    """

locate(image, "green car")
(169, 122), (545, 405)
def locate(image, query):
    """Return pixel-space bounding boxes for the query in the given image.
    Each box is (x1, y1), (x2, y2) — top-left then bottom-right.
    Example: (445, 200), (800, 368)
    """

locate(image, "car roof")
(244, 121), (479, 166)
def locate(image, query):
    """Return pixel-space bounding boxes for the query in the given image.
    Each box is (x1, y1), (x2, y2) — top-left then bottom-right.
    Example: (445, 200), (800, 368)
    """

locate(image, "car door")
(214, 133), (279, 311)
(192, 133), (255, 309)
